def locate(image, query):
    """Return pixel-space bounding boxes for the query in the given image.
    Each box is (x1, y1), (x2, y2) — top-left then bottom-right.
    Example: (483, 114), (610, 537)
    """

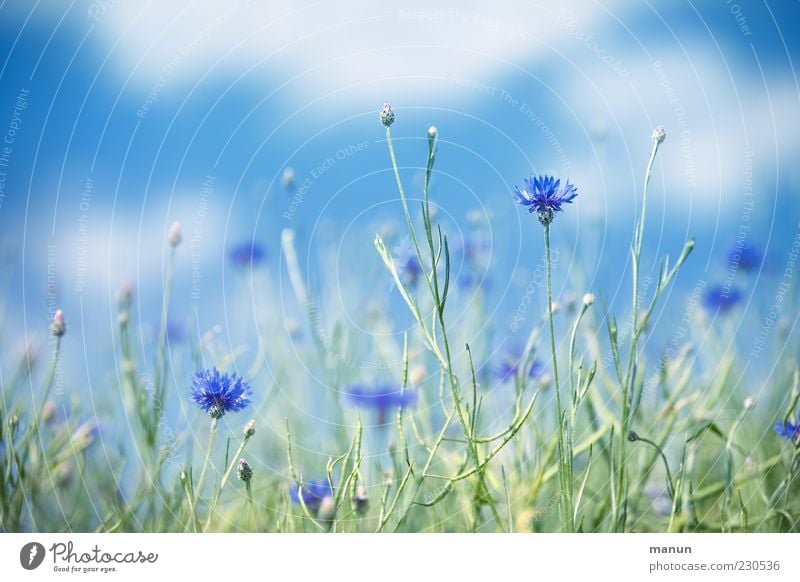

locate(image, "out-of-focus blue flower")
(392, 238), (423, 286)
(494, 358), (545, 383)
(703, 285), (742, 313)
(513, 175), (578, 226)
(229, 242), (266, 268)
(728, 243), (762, 272)
(345, 384), (417, 413)
(290, 479), (333, 508)
(774, 420), (800, 443)
(190, 368), (251, 419)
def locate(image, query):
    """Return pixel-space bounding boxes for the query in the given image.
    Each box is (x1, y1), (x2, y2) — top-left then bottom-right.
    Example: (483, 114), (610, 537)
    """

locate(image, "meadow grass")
(1, 107), (798, 533)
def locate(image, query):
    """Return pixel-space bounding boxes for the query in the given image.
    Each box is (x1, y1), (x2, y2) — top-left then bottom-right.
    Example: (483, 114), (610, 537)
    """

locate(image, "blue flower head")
(393, 238), (423, 286)
(728, 243), (762, 272)
(345, 384), (417, 418)
(229, 242), (266, 268)
(290, 479), (333, 508)
(494, 358), (545, 383)
(703, 285), (742, 313)
(514, 175), (578, 226)
(190, 367), (252, 419)
(774, 420), (800, 444)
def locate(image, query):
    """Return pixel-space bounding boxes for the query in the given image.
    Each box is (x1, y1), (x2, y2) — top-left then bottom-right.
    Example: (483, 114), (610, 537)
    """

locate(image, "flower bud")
(427, 125), (438, 139)
(352, 484), (369, 515)
(244, 419), (256, 438)
(651, 126), (666, 144)
(317, 495), (336, 522)
(582, 293), (595, 307)
(50, 309), (66, 337)
(237, 459), (253, 482)
(167, 222), (182, 247)
(282, 167), (295, 189)
(379, 102), (395, 127)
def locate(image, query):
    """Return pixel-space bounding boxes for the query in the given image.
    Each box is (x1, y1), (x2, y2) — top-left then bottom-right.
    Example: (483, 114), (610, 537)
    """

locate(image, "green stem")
(544, 224), (573, 532)
(194, 417), (218, 515)
(615, 136), (661, 531)
(203, 432), (253, 531)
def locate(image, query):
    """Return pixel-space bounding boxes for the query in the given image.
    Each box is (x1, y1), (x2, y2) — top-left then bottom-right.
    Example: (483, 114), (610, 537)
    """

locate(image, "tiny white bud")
(282, 167), (295, 189)
(50, 309), (66, 337)
(244, 419), (256, 438)
(409, 365), (426, 386)
(651, 126), (666, 144)
(167, 222), (182, 247)
(582, 293), (595, 307)
(427, 125), (438, 139)
(743, 396), (755, 409)
(550, 301), (560, 314)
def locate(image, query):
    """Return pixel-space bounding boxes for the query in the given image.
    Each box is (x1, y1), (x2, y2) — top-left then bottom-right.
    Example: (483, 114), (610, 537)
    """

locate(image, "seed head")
(651, 126), (666, 144)
(379, 102), (395, 127)
(237, 459), (253, 482)
(582, 293), (595, 307)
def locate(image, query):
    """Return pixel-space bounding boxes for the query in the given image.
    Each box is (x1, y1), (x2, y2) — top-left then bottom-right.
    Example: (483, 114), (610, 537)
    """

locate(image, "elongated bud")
(237, 459), (253, 482)
(167, 222), (182, 247)
(352, 484), (369, 515)
(317, 495), (336, 522)
(282, 167), (295, 189)
(244, 419), (256, 438)
(379, 102), (395, 127)
(51, 309), (66, 337)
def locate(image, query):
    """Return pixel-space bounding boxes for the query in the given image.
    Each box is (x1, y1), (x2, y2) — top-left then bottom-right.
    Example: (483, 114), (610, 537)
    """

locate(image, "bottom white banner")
(1, 533), (798, 581)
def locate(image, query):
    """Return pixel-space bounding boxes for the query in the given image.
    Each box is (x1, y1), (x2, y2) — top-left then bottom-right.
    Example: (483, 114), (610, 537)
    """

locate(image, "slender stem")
(19, 336), (62, 453)
(203, 432), (253, 532)
(194, 418), (218, 506)
(544, 224), (572, 532)
(616, 136), (661, 531)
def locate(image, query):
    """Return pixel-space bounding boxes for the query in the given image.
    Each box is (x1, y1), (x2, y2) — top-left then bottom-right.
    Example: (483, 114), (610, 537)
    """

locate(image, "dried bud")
(167, 222), (182, 247)
(237, 459), (253, 482)
(352, 484), (369, 515)
(651, 126), (666, 144)
(379, 102), (395, 127)
(50, 309), (66, 337)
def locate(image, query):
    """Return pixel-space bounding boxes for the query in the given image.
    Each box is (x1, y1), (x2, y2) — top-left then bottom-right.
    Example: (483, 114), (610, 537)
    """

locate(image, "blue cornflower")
(345, 384), (416, 424)
(190, 367), (251, 419)
(290, 479), (333, 508)
(494, 359), (545, 383)
(774, 420), (800, 444)
(728, 243), (762, 272)
(514, 175), (578, 226)
(393, 239), (423, 286)
(229, 242), (266, 268)
(703, 285), (742, 313)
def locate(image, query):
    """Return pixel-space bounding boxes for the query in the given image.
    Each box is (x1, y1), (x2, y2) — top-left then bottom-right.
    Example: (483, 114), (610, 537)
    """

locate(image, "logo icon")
(20, 542), (46, 570)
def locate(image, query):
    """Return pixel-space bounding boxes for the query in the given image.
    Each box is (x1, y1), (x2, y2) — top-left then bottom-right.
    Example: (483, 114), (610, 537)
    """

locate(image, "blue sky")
(1, 1), (798, 403)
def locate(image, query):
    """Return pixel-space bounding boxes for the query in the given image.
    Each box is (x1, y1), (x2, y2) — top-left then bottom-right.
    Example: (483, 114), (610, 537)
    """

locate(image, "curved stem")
(195, 417), (218, 505)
